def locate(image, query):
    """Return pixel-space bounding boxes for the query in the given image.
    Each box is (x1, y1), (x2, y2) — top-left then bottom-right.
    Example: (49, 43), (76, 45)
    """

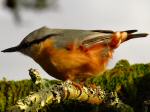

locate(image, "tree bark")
(9, 69), (120, 112)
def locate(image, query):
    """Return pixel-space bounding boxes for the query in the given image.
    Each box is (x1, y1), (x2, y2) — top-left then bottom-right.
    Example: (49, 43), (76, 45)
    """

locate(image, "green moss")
(0, 59), (150, 112)
(87, 60), (150, 111)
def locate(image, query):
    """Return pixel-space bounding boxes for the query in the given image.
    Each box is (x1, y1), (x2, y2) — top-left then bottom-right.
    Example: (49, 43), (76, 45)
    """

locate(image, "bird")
(1, 26), (148, 82)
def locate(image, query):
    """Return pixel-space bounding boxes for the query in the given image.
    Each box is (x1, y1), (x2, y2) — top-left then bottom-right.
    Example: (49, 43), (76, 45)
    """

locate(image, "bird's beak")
(1, 46), (20, 52)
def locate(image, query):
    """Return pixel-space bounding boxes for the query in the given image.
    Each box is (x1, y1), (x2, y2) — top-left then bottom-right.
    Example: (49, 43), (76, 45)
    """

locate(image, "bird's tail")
(109, 30), (148, 48)
(82, 29), (148, 48)
(123, 30), (148, 41)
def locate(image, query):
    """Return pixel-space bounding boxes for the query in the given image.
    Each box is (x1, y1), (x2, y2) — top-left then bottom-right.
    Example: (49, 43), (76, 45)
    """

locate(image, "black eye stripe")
(20, 34), (59, 49)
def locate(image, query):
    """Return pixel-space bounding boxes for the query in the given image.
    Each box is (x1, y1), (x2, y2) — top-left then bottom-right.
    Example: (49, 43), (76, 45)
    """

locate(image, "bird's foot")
(65, 80), (83, 97)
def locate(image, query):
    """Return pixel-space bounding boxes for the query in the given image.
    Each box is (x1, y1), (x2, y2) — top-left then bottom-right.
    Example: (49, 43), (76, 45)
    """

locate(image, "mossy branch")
(4, 59), (149, 111)
(9, 69), (121, 112)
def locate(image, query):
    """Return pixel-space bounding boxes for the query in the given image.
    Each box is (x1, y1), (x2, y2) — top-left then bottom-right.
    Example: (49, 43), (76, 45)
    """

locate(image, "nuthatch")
(1, 27), (148, 81)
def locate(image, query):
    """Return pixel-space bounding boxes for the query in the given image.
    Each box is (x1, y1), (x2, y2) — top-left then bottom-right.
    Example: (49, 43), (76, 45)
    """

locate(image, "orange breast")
(36, 39), (113, 81)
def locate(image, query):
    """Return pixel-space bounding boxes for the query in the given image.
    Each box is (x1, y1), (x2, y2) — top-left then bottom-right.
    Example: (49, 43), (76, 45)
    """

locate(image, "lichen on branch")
(9, 69), (121, 112)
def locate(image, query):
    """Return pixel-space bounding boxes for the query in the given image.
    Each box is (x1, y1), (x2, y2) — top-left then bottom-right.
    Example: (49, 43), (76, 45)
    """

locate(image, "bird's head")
(1, 41), (42, 60)
(1, 26), (55, 59)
